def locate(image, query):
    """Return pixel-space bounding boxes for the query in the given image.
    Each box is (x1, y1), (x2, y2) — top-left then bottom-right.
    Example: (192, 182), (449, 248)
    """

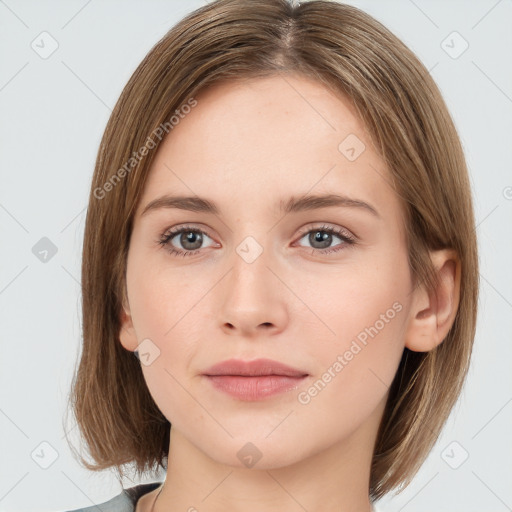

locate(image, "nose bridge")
(217, 232), (287, 335)
(230, 233), (273, 302)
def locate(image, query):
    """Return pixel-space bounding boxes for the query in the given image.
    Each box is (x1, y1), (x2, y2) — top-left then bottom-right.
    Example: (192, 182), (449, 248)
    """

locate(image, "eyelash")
(157, 224), (356, 258)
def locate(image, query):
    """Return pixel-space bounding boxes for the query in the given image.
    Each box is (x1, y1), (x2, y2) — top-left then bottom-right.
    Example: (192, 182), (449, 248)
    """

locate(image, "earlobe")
(119, 292), (139, 352)
(405, 249), (461, 352)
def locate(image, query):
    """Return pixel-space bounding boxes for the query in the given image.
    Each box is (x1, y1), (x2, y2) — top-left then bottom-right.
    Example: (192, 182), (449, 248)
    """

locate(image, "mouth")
(202, 358), (309, 400)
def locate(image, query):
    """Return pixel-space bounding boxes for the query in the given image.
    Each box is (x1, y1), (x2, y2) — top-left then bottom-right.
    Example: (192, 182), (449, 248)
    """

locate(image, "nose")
(218, 245), (289, 339)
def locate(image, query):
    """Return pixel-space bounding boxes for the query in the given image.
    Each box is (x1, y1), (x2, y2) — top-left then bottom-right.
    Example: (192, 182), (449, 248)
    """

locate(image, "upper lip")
(202, 358), (308, 377)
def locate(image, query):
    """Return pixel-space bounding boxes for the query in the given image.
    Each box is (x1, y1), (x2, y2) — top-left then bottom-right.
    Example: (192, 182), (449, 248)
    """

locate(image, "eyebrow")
(140, 193), (380, 218)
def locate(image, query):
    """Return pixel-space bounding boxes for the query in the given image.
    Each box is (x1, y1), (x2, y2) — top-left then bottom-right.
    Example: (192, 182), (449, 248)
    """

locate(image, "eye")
(158, 225), (216, 257)
(158, 223), (356, 258)
(295, 224), (356, 255)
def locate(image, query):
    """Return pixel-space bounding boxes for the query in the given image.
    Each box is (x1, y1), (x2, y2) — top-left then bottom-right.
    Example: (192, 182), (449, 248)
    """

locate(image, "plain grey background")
(0, 1), (511, 511)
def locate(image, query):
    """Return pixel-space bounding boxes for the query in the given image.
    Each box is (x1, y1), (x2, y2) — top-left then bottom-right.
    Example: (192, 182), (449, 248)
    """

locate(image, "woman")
(63, 0), (478, 510)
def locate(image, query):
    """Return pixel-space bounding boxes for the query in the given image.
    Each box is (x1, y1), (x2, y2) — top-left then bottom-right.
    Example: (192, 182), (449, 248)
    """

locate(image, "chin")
(198, 435), (310, 471)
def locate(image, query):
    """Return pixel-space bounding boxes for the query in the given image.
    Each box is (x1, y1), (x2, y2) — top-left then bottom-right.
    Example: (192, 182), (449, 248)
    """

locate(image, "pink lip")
(202, 358), (309, 401)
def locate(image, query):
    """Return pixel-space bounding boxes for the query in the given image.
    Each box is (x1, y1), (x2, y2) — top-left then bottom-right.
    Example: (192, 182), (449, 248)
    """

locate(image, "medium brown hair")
(64, 0), (479, 500)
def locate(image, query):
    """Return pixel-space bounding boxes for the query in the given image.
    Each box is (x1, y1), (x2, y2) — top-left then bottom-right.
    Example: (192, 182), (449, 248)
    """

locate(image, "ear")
(119, 287), (139, 352)
(404, 249), (461, 352)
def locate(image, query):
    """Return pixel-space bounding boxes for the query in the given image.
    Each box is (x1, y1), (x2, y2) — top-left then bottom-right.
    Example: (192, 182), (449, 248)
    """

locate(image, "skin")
(119, 73), (460, 512)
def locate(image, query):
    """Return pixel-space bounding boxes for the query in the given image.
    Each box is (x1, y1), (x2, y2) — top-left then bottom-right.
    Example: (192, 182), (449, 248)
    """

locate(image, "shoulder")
(61, 482), (163, 512)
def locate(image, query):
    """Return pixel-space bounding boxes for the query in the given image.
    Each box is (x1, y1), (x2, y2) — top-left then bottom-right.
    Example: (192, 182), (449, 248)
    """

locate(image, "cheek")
(294, 289), (407, 439)
(127, 252), (204, 339)
(293, 253), (410, 398)
(135, 305), (202, 428)
(296, 261), (408, 342)
(127, 259), (210, 418)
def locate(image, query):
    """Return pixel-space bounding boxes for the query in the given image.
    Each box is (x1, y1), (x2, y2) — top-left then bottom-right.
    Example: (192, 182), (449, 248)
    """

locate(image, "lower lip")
(204, 375), (308, 400)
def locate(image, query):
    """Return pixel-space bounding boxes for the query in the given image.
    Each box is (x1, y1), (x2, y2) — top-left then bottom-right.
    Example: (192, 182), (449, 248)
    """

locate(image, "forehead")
(172, 74), (367, 164)
(136, 74), (400, 224)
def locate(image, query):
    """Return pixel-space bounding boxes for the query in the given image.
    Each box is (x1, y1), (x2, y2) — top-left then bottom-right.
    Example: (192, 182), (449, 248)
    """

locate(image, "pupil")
(311, 230), (331, 249)
(181, 231), (202, 250)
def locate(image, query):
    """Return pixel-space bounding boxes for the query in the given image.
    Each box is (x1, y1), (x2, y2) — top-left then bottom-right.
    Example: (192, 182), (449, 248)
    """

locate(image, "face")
(120, 74), (416, 469)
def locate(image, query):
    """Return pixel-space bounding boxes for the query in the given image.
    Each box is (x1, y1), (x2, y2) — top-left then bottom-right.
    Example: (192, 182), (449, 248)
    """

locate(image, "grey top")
(64, 482), (163, 512)
(63, 482), (381, 511)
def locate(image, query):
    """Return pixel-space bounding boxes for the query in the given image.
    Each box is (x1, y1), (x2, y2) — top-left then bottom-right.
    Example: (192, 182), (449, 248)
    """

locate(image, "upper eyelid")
(296, 224), (354, 238)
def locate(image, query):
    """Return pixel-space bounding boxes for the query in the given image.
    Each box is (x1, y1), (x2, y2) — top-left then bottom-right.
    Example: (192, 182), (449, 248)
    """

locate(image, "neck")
(153, 405), (383, 512)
